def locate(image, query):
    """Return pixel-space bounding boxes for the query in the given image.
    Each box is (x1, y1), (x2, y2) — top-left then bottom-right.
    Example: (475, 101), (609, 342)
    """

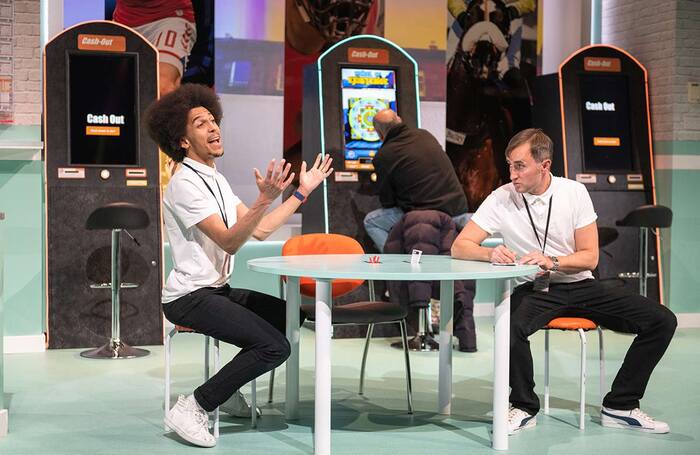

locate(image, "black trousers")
(163, 285), (293, 412)
(509, 279), (677, 416)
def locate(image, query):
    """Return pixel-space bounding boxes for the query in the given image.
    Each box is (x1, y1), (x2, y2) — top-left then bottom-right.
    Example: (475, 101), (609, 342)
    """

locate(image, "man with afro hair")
(145, 83), (333, 447)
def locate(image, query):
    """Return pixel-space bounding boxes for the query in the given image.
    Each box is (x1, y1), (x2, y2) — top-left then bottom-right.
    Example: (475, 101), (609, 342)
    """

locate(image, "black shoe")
(454, 332), (477, 353)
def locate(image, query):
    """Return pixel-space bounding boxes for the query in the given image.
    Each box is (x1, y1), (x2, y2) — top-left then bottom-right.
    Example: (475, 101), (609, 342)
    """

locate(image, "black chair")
(81, 202), (150, 359)
(300, 282), (413, 414)
(616, 205), (673, 297)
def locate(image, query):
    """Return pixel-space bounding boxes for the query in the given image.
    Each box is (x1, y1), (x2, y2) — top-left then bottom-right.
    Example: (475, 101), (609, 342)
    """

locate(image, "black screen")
(579, 74), (634, 172)
(68, 53), (138, 165)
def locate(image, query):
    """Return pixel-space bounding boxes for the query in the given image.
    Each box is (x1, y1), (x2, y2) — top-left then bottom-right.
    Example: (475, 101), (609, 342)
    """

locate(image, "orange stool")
(543, 317), (605, 429)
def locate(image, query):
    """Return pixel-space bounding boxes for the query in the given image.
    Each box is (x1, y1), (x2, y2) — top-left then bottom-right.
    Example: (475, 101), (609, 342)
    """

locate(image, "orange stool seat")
(546, 317), (598, 331)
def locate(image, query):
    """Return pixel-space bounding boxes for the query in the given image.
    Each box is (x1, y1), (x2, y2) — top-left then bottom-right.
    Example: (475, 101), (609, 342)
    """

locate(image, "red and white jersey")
(113, 0), (194, 28)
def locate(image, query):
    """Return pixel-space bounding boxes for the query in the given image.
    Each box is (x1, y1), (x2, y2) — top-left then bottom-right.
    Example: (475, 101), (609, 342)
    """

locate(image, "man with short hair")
(366, 109), (476, 351)
(364, 109), (470, 252)
(451, 128), (677, 435)
(145, 83), (332, 447)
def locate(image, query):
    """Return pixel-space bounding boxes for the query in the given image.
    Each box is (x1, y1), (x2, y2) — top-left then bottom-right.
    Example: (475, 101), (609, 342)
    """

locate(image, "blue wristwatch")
(293, 190), (307, 203)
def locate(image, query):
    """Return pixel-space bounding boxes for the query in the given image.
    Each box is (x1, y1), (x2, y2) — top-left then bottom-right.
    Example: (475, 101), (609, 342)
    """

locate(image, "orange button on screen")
(593, 137), (620, 146)
(86, 126), (120, 136)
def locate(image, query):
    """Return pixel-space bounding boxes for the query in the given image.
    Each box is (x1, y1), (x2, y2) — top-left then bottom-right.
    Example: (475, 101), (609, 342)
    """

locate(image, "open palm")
(299, 153), (333, 195)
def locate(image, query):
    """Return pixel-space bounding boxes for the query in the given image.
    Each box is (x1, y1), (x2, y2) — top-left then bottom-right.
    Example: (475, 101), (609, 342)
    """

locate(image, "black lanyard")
(181, 162), (228, 228)
(522, 194), (552, 254)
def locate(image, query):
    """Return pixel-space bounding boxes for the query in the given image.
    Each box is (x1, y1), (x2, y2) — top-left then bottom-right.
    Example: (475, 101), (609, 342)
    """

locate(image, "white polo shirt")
(471, 174), (598, 285)
(162, 157), (241, 303)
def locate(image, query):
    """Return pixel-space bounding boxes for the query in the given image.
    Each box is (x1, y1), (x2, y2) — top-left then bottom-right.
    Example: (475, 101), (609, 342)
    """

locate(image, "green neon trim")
(316, 35), (422, 233)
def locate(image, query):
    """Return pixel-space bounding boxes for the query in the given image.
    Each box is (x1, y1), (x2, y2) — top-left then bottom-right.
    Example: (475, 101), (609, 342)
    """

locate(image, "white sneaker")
(165, 395), (216, 448)
(508, 407), (537, 435)
(219, 390), (261, 418)
(601, 407), (670, 433)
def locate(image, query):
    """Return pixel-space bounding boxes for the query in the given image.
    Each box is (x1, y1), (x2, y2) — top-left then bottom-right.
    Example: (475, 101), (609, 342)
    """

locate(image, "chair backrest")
(282, 233), (364, 298)
(282, 233), (363, 256)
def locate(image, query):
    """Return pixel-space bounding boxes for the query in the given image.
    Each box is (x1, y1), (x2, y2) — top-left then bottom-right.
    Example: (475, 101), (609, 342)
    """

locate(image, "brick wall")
(10, 0), (40, 125)
(602, 0), (677, 141)
(602, 0), (700, 142)
(676, 0), (700, 141)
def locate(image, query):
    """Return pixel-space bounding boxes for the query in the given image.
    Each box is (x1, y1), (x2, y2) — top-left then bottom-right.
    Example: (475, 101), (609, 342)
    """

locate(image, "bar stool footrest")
(89, 282), (139, 289)
(80, 339), (150, 359)
(391, 333), (440, 351)
(617, 272), (640, 279)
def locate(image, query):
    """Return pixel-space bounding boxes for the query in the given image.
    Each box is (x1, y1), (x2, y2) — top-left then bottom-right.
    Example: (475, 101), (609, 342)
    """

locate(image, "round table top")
(248, 254), (538, 281)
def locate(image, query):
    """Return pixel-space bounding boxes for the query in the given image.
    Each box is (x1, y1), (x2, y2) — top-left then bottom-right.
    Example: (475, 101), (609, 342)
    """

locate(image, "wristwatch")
(292, 190), (307, 203)
(549, 256), (560, 272)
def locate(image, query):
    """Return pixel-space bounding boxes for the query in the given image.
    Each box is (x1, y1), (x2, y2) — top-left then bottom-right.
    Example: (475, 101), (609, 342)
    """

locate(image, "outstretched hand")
(254, 159), (295, 203)
(298, 153), (334, 196)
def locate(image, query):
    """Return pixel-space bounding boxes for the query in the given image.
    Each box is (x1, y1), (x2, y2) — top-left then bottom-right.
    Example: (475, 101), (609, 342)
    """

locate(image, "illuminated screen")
(341, 68), (397, 170)
(579, 74), (634, 172)
(68, 53), (139, 166)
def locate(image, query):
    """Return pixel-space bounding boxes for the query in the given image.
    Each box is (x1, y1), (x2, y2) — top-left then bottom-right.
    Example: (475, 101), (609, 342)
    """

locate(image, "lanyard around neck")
(181, 162), (228, 228)
(522, 194), (553, 254)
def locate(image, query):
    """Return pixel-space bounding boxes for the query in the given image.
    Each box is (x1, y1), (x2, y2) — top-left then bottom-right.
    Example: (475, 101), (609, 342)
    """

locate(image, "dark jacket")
(373, 123), (469, 216)
(384, 210), (476, 349)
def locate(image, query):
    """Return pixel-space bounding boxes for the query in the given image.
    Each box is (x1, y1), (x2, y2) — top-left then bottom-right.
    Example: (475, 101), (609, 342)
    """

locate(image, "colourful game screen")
(341, 68), (397, 170)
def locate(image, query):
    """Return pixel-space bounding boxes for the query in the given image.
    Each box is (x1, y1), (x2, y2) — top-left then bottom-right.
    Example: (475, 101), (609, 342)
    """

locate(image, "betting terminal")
(534, 44), (664, 302)
(43, 21), (163, 349)
(300, 35), (421, 253)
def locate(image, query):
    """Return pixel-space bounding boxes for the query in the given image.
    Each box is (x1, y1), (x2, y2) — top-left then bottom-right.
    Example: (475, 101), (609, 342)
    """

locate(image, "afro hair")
(144, 83), (223, 162)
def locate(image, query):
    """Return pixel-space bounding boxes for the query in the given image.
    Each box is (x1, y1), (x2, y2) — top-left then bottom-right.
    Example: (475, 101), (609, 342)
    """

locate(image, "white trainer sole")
(601, 417), (669, 434)
(509, 417), (537, 435)
(164, 415), (216, 448)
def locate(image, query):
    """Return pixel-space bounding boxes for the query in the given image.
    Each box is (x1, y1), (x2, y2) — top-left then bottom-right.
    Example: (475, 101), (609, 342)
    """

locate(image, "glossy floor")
(1, 319), (698, 454)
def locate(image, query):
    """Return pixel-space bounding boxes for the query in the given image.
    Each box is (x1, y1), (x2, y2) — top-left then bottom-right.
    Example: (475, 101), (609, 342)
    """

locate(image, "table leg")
(438, 280), (454, 415)
(0, 409), (6, 438)
(492, 278), (511, 450)
(315, 279), (332, 455)
(285, 276), (300, 420)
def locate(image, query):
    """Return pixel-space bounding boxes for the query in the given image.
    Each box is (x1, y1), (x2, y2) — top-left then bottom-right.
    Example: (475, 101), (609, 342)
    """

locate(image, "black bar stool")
(616, 205), (673, 297)
(81, 202), (150, 359)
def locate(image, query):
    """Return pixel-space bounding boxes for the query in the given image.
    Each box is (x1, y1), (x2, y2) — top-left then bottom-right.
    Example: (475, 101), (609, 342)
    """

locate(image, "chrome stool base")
(391, 333), (440, 352)
(392, 305), (439, 351)
(80, 338), (150, 359)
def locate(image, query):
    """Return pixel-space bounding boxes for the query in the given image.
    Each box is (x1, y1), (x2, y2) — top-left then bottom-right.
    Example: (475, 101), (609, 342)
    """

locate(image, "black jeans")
(509, 279), (677, 416)
(163, 285), (293, 412)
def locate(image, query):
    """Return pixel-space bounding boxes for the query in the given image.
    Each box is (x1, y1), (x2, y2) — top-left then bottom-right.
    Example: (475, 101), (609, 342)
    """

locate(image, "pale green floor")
(1, 319), (699, 455)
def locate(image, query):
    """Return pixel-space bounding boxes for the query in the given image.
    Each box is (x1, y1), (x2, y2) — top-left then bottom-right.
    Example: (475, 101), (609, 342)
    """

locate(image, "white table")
(248, 254), (537, 454)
